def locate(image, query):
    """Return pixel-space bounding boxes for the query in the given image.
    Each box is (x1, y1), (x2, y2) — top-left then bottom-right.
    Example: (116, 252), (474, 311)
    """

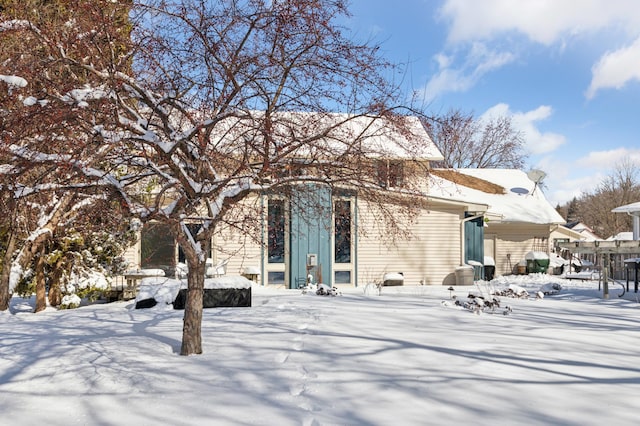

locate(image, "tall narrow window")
(141, 222), (175, 274)
(334, 200), (351, 263)
(388, 160), (404, 187)
(268, 199), (285, 263)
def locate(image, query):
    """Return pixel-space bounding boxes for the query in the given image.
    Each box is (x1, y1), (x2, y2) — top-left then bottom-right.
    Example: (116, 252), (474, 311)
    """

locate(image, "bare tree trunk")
(180, 258), (205, 355)
(0, 231), (18, 311)
(34, 248), (46, 313)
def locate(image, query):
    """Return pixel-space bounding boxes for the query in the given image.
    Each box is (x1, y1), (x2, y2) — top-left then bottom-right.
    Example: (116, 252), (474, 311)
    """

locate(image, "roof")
(607, 231), (634, 241)
(552, 225), (583, 241)
(565, 222), (601, 241)
(611, 201), (640, 215)
(212, 112), (443, 161)
(427, 168), (565, 224)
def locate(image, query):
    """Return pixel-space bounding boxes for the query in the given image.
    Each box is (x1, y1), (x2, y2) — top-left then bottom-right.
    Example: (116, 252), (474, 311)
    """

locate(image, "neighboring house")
(427, 169), (566, 277)
(565, 221), (601, 241)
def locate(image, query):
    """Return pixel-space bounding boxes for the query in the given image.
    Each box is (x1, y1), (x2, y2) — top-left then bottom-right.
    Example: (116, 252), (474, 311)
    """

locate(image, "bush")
(59, 294), (81, 310)
(14, 273), (35, 298)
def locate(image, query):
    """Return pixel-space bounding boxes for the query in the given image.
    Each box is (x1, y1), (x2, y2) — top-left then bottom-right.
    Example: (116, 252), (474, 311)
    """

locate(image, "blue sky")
(347, 0), (640, 206)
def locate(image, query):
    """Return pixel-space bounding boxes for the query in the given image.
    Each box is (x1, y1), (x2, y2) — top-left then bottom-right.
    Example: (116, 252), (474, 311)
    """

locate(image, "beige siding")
(213, 195), (263, 278)
(488, 223), (552, 276)
(356, 199), (463, 286)
(214, 226), (262, 277)
(120, 194), (467, 288)
(122, 234), (141, 270)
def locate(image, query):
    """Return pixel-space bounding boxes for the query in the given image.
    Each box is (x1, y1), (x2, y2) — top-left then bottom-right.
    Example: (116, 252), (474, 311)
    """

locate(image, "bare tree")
(2, 0), (432, 354)
(572, 159), (640, 239)
(426, 109), (527, 169)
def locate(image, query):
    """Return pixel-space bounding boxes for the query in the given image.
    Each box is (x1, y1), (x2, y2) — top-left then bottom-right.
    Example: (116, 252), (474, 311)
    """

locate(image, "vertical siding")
(356, 199), (464, 286)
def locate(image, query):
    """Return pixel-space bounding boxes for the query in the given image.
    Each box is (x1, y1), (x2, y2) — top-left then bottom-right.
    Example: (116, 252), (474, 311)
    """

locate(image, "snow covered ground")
(2, 274), (640, 426)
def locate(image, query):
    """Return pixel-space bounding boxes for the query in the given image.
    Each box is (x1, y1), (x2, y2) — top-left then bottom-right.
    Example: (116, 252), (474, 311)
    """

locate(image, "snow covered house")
(119, 116), (567, 290)
(564, 221), (601, 241)
(120, 113), (486, 289)
(427, 169), (567, 277)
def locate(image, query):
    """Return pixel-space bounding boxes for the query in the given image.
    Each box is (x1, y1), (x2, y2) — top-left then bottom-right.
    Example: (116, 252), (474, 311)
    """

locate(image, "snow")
(429, 169), (565, 224)
(525, 250), (549, 260)
(136, 276), (254, 306)
(611, 201), (640, 214)
(0, 74), (27, 89)
(2, 274), (640, 425)
(60, 294), (82, 308)
(61, 86), (109, 108)
(608, 231), (633, 241)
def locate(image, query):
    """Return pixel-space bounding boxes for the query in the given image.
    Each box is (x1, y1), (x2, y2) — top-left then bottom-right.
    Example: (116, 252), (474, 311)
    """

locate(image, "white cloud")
(539, 147), (640, 205)
(534, 155), (602, 205)
(586, 37), (640, 99)
(433, 53), (452, 69)
(421, 43), (514, 101)
(577, 147), (640, 168)
(480, 103), (566, 155)
(437, 0), (640, 99)
(421, 67), (475, 102)
(438, 0), (640, 45)
(547, 173), (603, 205)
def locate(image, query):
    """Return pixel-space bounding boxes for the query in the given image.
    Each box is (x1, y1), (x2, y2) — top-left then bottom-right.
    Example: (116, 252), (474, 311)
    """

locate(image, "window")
(334, 200), (351, 263)
(267, 271), (285, 285)
(268, 199), (285, 263)
(140, 222), (175, 274)
(178, 223), (205, 263)
(377, 160), (404, 188)
(334, 270), (351, 284)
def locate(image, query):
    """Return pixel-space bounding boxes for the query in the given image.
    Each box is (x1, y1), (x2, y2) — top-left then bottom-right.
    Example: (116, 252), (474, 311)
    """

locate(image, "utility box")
(383, 272), (404, 286)
(455, 265), (475, 285)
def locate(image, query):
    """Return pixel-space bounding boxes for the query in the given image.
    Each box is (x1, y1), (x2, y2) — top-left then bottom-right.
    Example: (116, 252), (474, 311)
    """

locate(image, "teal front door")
(464, 215), (485, 278)
(290, 184), (332, 287)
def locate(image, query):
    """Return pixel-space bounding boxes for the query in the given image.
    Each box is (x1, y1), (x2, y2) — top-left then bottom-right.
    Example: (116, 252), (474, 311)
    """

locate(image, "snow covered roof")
(563, 222), (600, 241)
(607, 231), (633, 241)
(611, 201), (640, 215)
(211, 112), (443, 161)
(427, 168), (565, 224)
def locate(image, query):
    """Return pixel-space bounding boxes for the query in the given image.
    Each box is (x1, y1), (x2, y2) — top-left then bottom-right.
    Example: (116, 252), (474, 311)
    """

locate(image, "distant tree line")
(556, 159), (640, 239)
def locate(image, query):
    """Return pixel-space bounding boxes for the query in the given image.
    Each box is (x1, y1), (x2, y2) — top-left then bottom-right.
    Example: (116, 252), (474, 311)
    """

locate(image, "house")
(192, 114), (481, 288)
(426, 168), (567, 277)
(119, 116), (568, 290)
(564, 221), (601, 241)
(121, 113), (483, 289)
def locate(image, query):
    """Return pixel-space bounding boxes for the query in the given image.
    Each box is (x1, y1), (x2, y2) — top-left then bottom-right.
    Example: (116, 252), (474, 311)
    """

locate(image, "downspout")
(460, 213), (484, 266)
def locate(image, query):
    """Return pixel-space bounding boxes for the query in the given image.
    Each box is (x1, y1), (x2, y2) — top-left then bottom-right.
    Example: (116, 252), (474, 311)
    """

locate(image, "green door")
(290, 184), (332, 288)
(464, 215), (485, 278)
